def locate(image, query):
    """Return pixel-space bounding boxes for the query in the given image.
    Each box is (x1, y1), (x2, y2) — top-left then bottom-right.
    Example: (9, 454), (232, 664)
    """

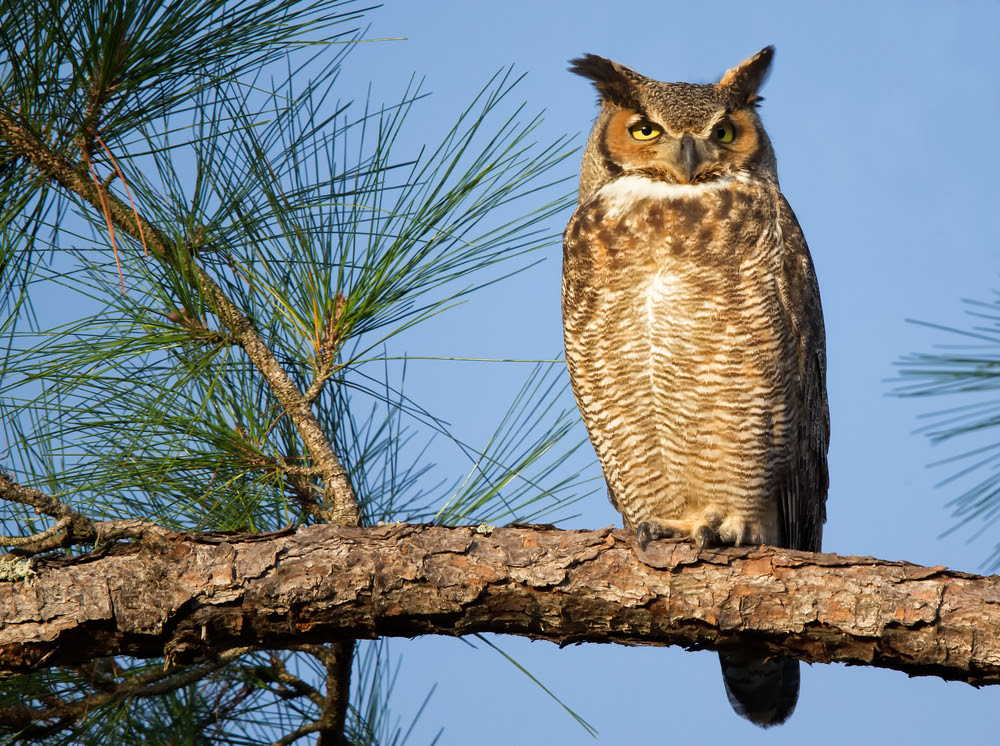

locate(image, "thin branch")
(0, 473), (75, 518)
(255, 653), (325, 709)
(0, 516), (72, 547)
(0, 473), (177, 552)
(0, 647), (254, 734)
(320, 640), (354, 745)
(0, 112), (359, 526)
(271, 720), (322, 746)
(279, 464), (327, 478)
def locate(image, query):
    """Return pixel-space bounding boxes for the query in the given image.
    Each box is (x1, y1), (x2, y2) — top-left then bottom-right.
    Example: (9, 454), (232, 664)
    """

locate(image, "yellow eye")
(713, 120), (736, 144)
(629, 121), (662, 141)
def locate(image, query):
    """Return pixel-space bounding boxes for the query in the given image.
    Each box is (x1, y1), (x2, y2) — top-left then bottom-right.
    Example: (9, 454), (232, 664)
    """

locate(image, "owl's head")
(571, 47), (777, 202)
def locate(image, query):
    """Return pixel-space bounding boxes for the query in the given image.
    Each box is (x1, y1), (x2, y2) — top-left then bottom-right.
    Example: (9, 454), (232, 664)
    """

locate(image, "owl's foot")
(635, 509), (725, 551)
(635, 520), (714, 551)
(636, 520), (678, 550)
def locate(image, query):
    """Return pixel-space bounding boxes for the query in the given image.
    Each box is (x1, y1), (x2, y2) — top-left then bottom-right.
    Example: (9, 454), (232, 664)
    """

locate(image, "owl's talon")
(635, 520), (677, 550)
(695, 525), (712, 552)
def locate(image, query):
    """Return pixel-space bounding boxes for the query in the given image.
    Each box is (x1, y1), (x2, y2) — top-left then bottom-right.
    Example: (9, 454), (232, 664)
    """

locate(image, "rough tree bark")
(2, 523), (998, 686)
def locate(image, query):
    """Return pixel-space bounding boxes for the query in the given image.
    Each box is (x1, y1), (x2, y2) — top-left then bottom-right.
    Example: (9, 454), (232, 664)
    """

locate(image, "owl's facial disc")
(604, 108), (760, 185)
(605, 109), (739, 184)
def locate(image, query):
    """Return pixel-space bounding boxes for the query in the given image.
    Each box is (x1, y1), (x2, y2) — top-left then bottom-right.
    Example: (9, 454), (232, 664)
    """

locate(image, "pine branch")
(320, 640), (354, 745)
(0, 647), (252, 738)
(1, 522), (996, 687)
(0, 472), (177, 552)
(0, 111), (359, 525)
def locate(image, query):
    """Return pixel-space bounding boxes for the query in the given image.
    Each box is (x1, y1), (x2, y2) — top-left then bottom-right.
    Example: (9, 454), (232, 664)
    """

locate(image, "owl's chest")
(563, 181), (783, 327)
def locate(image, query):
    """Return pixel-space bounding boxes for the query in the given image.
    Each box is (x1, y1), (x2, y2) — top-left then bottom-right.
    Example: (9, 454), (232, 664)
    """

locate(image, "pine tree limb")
(1, 523), (996, 686)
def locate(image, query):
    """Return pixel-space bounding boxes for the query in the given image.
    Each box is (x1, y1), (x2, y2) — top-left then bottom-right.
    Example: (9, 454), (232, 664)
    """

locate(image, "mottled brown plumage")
(562, 47), (828, 727)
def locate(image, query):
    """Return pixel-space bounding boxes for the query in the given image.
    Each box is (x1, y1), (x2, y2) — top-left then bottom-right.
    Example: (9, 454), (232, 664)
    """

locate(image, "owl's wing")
(776, 196), (829, 553)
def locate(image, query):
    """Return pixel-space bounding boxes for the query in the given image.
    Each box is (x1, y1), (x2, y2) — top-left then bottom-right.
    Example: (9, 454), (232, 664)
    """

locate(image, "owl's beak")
(679, 133), (700, 183)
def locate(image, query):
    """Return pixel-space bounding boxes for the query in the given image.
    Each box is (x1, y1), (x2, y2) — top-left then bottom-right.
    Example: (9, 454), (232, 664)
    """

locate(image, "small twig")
(270, 721), (321, 746)
(302, 372), (330, 406)
(134, 647), (253, 697)
(0, 515), (72, 547)
(0, 473), (74, 518)
(304, 292), (349, 406)
(253, 653), (325, 709)
(278, 463), (326, 478)
(0, 474), (177, 553)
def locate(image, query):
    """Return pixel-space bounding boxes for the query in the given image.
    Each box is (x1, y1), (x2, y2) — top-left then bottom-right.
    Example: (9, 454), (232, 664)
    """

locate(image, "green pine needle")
(895, 292), (1000, 567)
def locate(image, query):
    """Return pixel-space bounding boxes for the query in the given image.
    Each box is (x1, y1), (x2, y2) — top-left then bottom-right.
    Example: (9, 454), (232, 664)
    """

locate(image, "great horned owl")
(562, 47), (828, 727)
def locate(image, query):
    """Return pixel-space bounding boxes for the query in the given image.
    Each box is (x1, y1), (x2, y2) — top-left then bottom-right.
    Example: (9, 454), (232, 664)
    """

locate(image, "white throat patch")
(595, 174), (738, 217)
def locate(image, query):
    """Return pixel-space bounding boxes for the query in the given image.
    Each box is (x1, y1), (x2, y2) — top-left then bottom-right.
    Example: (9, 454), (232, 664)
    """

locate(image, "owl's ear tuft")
(718, 46), (774, 107)
(569, 54), (643, 109)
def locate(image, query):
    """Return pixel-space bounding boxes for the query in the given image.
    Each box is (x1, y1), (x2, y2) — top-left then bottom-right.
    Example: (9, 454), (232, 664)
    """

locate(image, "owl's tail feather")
(718, 653), (799, 728)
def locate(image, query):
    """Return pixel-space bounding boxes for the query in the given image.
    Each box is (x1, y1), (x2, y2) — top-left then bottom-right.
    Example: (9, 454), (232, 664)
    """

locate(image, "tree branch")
(1, 523), (996, 686)
(0, 472), (179, 552)
(0, 112), (359, 526)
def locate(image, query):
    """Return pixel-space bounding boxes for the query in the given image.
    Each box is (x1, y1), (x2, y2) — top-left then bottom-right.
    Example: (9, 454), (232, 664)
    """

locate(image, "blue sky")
(336, 2), (1000, 744)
